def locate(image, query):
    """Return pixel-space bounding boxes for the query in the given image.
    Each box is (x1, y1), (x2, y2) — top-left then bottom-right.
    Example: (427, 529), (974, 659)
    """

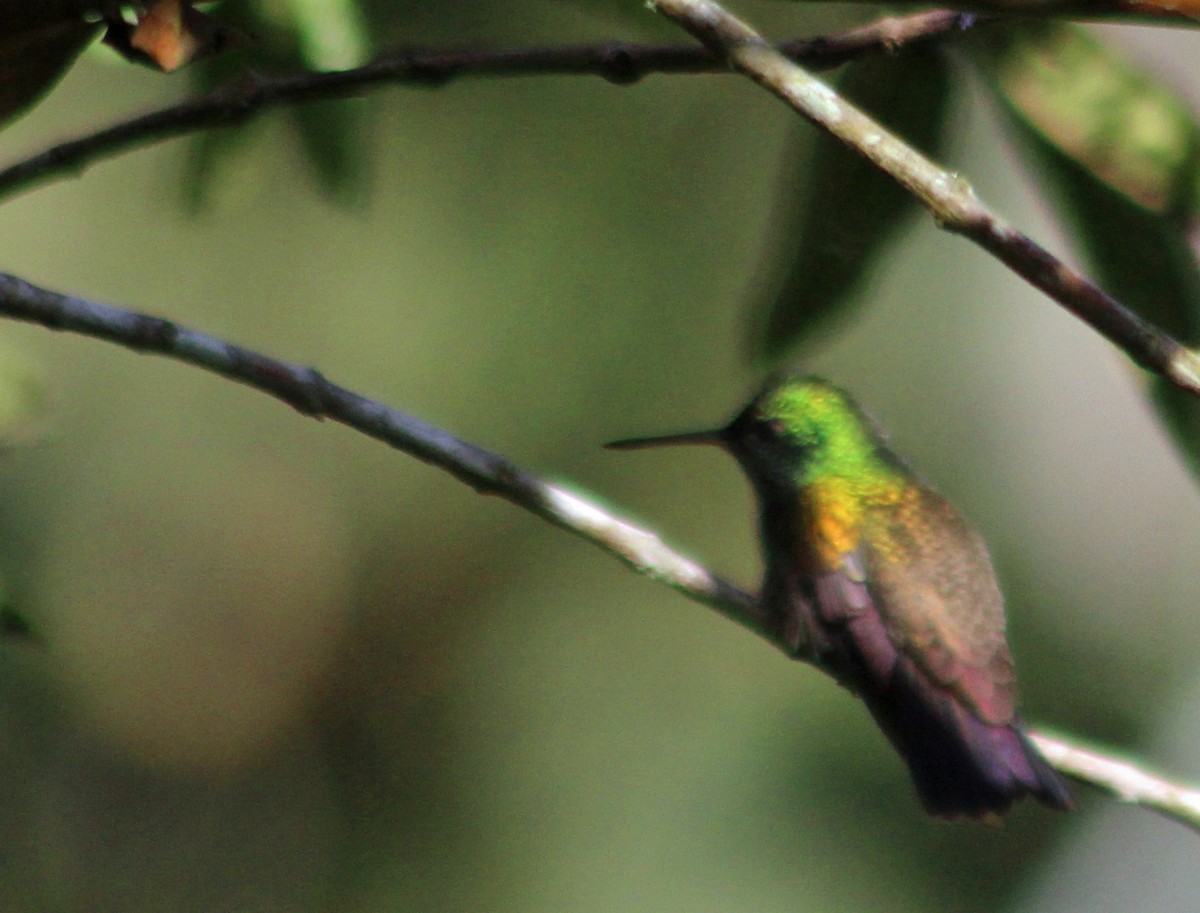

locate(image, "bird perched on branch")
(609, 376), (1072, 818)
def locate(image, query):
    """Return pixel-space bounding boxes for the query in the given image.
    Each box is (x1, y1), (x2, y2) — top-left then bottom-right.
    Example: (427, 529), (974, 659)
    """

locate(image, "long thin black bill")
(604, 428), (725, 450)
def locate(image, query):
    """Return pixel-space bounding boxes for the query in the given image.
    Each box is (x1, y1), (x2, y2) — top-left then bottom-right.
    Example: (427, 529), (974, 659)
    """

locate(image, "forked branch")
(650, 0), (1200, 399)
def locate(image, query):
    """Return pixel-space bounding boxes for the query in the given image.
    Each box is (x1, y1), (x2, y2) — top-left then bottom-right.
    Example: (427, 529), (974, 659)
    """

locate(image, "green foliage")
(751, 45), (954, 359)
(0, 604), (34, 641)
(273, 0), (370, 71)
(185, 0), (372, 206)
(978, 23), (1200, 478)
(0, 344), (46, 449)
(979, 23), (1198, 214)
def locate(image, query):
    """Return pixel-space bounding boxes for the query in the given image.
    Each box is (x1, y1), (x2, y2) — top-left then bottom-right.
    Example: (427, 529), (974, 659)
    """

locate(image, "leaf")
(0, 344), (47, 445)
(0, 17), (98, 127)
(977, 23), (1200, 478)
(272, 0), (370, 198)
(280, 0), (370, 71)
(289, 97), (369, 204)
(0, 603), (36, 643)
(751, 44), (955, 360)
(179, 115), (263, 213)
(183, 0), (372, 207)
(979, 23), (1197, 213)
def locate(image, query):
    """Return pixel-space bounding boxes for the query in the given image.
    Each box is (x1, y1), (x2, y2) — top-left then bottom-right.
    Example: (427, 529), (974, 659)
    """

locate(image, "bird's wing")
(852, 484), (1017, 725)
(795, 484), (1062, 815)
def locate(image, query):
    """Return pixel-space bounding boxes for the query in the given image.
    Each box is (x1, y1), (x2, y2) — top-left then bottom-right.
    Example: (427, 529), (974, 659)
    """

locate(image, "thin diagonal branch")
(1030, 732), (1200, 831)
(0, 10), (973, 203)
(0, 272), (763, 628)
(651, 0), (1200, 400)
(793, 0), (1200, 23)
(0, 269), (1197, 831)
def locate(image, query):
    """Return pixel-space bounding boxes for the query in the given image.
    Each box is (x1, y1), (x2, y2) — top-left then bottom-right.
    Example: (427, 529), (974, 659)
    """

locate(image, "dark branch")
(0, 10), (974, 202)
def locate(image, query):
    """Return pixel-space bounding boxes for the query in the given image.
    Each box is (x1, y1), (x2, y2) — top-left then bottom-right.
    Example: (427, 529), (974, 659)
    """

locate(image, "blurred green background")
(1, 2), (1199, 911)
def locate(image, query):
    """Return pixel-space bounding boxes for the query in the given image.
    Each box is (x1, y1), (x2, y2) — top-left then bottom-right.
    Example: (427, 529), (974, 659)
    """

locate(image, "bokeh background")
(1, 2), (1199, 911)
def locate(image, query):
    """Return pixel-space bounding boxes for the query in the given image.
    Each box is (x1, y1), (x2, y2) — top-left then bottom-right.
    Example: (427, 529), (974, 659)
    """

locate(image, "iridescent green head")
(720, 377), (891, 490)
(606, 376), (893, 490)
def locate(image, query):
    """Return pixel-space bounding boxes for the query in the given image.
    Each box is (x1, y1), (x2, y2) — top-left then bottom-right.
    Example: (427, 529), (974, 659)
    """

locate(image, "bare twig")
(794, 0), (1200, 23)
(0, 10), (974, 202)
(0, 269), (1195, 829)
(650, 0), (1200, 400)
(1031, 732), (1200, 831)
(0, 273), (763, 629)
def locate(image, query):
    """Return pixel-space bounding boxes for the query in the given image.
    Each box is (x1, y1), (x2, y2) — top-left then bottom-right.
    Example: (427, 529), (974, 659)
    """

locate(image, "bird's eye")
(762, 418), (786, 437)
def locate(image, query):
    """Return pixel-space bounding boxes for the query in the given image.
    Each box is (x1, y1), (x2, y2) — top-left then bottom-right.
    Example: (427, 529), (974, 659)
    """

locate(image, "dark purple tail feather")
(801, 570), (1071, 817)
(872, 661), (1073, 818)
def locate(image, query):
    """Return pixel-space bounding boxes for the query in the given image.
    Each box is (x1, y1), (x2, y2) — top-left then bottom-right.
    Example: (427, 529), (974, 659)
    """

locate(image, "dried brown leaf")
(105, 0), (242, 73)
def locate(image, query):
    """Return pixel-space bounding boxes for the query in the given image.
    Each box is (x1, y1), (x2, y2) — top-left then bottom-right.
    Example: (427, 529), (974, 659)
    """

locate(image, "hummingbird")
(607, 376), (1072, 818)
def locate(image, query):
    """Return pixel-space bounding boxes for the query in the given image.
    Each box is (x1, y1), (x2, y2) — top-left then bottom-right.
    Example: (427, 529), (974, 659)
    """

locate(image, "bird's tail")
(874, 660), (1073, 819)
